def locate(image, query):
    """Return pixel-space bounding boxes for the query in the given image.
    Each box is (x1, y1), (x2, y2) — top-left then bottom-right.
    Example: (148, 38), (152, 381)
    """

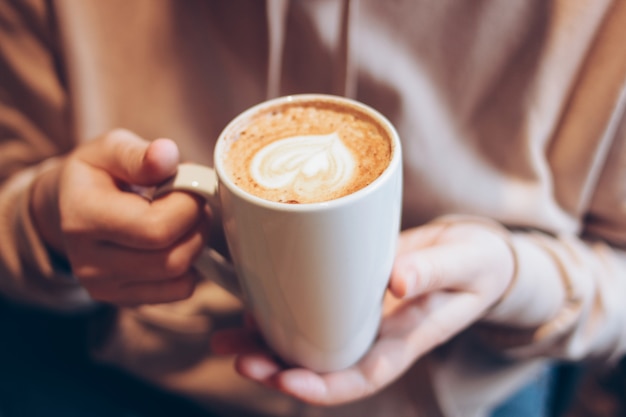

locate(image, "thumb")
(83, 129), (180, 185)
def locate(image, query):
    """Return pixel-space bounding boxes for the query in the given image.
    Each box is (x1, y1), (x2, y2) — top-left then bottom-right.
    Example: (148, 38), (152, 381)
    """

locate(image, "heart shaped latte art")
(250, 132), (355, 196)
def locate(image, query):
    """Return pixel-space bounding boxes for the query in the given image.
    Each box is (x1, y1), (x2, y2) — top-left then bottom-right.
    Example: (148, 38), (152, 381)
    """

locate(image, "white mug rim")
(214, 94), (402, 212)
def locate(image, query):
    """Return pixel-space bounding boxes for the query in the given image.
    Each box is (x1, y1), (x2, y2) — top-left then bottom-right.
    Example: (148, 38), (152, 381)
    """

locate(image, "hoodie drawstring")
(265, 0), (357, 99)
(265, 0), (289, 99)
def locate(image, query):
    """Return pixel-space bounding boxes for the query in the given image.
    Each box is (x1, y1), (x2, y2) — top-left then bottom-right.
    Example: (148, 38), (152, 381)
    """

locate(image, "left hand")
(211, 219), (515, 406)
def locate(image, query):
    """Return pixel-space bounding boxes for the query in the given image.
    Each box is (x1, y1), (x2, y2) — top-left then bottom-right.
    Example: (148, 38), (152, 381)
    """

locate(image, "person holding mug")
(1, 1), (625, 416)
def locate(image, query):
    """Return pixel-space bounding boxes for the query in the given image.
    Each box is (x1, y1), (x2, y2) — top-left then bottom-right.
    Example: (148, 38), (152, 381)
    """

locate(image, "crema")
(222, 99), (392, 204)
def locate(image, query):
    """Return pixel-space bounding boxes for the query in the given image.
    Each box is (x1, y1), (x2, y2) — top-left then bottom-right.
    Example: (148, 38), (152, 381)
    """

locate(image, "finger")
(86, 271), (198, 306)
(68, 222), (206, 282)
(380, 292), (472, 347)
(64, 165), (207, 249)
(270, 293), (484, 406)
(273, 320), (428, 406)
(215, 331), (288, 387)
(113, 191), (205, 249)
(234, 338), (403, 405)
(379, 292), (487, 364)
(230, 333), (406, 405)
(275, 367), (372, 406)
(235, 353), (283, 386)
(81, 129), (180, 186)
(389, 243), (479, 299)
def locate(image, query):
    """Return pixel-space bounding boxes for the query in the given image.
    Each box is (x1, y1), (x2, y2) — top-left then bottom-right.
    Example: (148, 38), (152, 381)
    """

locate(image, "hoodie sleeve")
(0, 0), (92, 310)
(480, 113), (626, 363)
(461, 0), (626, 363)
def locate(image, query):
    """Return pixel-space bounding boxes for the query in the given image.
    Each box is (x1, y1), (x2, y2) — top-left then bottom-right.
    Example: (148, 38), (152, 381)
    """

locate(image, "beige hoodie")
(1, 0), (626, 415)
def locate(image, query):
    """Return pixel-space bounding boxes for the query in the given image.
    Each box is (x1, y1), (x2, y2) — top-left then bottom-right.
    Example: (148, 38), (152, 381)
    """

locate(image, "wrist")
(482, 232), (567, 327)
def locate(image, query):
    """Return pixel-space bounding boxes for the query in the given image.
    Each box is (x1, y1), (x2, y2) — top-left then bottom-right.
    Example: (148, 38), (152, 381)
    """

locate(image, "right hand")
(31, 129), (209, 306)
(211, 220), (515, 406)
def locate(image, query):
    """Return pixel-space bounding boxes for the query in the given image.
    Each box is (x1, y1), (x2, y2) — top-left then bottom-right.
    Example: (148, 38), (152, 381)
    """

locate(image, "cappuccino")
(222, 98), (392, 204)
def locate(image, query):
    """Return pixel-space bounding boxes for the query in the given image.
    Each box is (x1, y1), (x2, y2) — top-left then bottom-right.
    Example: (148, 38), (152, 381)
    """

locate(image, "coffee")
(222, 98), (392, 204)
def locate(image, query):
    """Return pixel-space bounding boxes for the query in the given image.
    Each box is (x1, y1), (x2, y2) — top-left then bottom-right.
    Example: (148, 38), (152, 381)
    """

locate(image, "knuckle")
(170, 276), (196, 301)
(411, 259), (437, 293)
(164, 252), (192, 277)
(99, 129), (136, 155)
(105, 128), (135, 142)
(164, 233), (205, 277)
(143, 220), (179, 248)
(72, 264), (101, 281)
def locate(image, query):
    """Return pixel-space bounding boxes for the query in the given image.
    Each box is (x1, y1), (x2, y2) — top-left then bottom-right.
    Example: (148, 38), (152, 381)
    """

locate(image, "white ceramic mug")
(157, 94), (402, 372)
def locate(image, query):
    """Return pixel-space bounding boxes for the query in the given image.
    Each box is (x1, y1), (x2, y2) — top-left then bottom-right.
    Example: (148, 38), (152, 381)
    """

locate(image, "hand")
(31, 129), (209, 305)
(211, 219), (515, 405)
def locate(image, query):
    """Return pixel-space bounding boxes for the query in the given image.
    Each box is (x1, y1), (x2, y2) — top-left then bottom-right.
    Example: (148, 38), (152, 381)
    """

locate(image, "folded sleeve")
(0, 0), (92, 310)
(481, 117), (626, 363)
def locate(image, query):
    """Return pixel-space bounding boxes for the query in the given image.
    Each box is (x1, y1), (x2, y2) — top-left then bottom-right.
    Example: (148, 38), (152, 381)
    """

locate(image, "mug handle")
(153, 163), (243, 299)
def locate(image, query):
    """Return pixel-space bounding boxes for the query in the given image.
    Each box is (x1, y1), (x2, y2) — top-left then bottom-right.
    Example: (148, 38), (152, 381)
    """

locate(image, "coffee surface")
(222, 100), (392, 204)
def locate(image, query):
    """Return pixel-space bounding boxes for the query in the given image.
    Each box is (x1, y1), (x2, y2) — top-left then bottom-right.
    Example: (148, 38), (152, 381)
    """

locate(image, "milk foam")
(250, 132), (355, 197)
